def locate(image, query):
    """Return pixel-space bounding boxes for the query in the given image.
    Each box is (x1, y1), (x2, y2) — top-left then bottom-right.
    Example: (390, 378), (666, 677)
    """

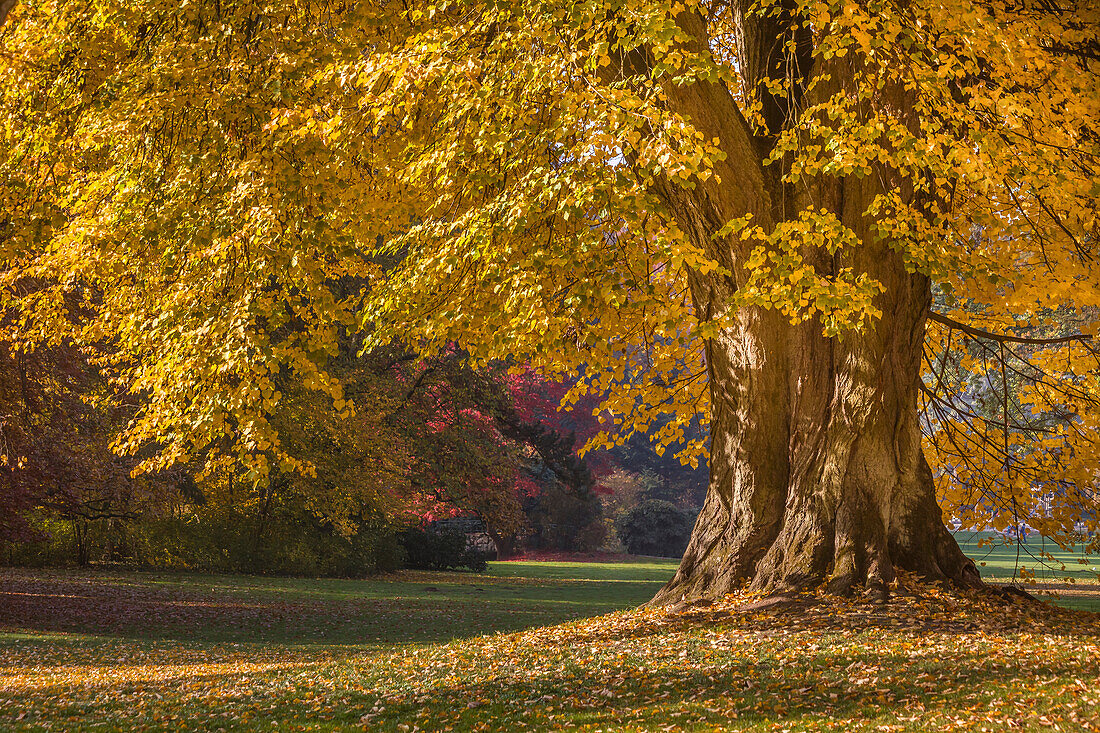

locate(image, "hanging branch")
(921, 302), (1100, 560)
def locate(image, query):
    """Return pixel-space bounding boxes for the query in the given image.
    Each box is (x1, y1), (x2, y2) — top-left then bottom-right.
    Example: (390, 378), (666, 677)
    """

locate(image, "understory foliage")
(2, 337), (606, 570)
(615, 498), (696, 557)
(0, 0), (1098, 566)
(0, 340), (191, 553)
(400, 526), (490, 571)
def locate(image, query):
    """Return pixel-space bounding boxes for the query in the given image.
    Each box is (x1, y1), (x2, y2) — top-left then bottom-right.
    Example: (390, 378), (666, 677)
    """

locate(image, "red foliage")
(389, 356), (610, 546)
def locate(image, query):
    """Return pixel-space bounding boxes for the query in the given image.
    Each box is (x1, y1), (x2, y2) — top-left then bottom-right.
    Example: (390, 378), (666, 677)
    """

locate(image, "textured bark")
(651, 248), (983, 603)
(0, 0), (16, 29)
(643, 10), (982, 604)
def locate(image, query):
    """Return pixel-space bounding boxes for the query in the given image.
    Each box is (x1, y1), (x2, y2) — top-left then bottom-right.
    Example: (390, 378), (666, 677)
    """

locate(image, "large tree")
(1, 0), (1097, 601)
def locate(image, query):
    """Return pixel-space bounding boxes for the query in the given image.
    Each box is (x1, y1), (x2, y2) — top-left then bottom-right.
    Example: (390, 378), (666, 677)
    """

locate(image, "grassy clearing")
(954, 531), (1100, 613)
(954, 531), (1100, 582)
(0, 560), (677, 646)
(1, 561), (1098, 732)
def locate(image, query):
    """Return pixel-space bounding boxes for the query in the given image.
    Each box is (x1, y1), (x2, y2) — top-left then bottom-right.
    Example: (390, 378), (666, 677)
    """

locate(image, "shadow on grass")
(362, 652), (1097, 730)
(536, 590), (1100, 652)
(353, 594), (1100, 730)
(3, 628), (1096, 731)
(1, 571), (1098, 730)
(0, 569), (663, 646)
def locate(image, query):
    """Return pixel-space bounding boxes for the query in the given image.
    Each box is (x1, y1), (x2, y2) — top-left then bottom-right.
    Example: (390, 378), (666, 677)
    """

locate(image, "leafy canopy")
(1, 0), (1098, 544)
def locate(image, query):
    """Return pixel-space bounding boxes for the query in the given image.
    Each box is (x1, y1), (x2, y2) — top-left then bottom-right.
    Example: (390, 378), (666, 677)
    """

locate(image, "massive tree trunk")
(642, 10), (982, 604)
(652, 247), (983, 604)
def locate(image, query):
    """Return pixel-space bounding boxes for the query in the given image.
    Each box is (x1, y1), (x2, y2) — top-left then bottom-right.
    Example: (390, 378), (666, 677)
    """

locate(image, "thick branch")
(0, 0), (15, 28)
(928, 311), (1094, 346)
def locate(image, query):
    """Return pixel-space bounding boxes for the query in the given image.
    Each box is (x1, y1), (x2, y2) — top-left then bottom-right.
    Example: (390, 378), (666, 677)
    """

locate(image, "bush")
(400, 528), (489, 572)
(614, 499), (696, 558)
(522, 481), (605, 552)
(3, 506), (404, 577)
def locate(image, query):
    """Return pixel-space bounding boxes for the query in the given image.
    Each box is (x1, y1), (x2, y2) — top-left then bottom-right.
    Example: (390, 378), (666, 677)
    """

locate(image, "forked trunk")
(644, 12), (982, 604)
(652, 244), (982, 605)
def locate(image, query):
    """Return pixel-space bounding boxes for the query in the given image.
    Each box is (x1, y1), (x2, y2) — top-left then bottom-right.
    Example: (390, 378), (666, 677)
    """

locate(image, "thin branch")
(918, 382), (1050, 434)
(395, 367), (437, 413)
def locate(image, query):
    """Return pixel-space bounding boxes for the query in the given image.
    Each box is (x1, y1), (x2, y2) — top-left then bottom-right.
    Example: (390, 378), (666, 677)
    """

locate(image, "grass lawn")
(1, 557), (1098, 731)
(954, 531), (1100, 612)
(0, 561), (677, 647)
(954, 531), (1100, 581)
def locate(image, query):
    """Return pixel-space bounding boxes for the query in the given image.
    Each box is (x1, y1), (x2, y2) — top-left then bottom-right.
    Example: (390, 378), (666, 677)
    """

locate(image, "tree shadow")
(1, 576), (1097, 730)
(0, 569), (636, 646)
(544, 585), (1100, 651)
(3, 626), (1095, 731)
(365, 650), (1098, 730)
(359, 595), (1100, 730)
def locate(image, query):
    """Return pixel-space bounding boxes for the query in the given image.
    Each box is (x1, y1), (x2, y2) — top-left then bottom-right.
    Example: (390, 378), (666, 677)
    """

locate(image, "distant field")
(0, 560), (679, 647)
(952, 530), (1100, 612)
(953, 530), (1100, 581)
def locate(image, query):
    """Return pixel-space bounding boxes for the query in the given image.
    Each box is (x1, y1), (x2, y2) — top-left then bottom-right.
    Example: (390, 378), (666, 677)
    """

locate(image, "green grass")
(953, 530), (1100, 581)
(0, 560), (678, 647)
(953, 530), (1100, 612)
(0, 557), (1097, 731)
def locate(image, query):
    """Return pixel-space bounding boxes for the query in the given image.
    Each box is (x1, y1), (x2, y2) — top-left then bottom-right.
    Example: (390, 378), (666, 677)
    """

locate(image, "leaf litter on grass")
(356, 578), (1099, 732)
(0, 569), (1097, 731)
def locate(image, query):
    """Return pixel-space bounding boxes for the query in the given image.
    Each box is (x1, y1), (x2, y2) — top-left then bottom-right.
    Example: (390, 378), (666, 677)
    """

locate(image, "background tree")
(0, 338), (191, 564)
(615, 499), (696, 558)
(397, 355), (607, 555)
(1, 0), (1097, 602)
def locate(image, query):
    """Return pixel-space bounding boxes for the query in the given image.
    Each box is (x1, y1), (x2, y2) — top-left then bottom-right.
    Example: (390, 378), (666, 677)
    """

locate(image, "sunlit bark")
(646, 10), (982, 603)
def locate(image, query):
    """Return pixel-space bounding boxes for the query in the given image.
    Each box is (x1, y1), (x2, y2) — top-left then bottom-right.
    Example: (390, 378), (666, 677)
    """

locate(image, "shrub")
(400, 527), (489, 572)
(3, 506), (404, 577)
(614, 499), (696, 558)
(522, 480), (605, 552)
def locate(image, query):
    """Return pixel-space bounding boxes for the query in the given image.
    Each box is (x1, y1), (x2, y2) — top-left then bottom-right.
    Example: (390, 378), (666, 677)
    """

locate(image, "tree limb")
(927, 311), (1094, 346)
(0, 0), (16, 28)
